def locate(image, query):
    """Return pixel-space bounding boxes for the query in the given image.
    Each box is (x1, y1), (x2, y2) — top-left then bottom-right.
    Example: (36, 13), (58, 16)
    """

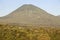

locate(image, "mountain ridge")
(0, 4), (60, 26)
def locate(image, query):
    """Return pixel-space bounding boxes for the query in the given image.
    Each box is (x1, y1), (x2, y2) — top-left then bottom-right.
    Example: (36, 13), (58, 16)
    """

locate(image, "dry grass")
(0, 24), (60, 40)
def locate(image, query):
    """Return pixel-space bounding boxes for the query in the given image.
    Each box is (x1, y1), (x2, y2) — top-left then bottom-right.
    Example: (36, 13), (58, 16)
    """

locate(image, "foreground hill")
(0, 24), (60, 40)
(0, 4), (60, 26)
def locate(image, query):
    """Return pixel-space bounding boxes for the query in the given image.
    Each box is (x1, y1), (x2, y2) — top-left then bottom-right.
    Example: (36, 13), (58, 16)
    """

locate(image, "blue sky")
(0, 0), (60, 17)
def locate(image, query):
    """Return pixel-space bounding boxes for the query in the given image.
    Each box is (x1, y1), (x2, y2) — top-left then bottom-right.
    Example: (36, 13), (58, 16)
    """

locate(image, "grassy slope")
(0, 24), (60, 40)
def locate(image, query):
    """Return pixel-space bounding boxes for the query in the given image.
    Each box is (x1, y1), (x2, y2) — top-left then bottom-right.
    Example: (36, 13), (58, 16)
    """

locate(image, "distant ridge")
(0, 4), (60, 26)
(57, 15), (60, 17)
(57, 15), (60, 19)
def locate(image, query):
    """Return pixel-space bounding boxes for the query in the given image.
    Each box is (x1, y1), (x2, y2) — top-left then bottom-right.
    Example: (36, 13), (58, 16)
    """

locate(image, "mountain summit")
(0, 4), (60, 26)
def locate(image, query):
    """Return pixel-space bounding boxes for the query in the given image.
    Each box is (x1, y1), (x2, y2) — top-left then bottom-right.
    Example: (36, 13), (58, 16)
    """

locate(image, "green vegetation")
(0, 24), (60, 40)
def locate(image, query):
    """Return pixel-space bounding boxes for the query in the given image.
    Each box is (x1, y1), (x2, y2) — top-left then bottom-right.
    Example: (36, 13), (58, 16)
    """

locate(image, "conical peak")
(21, 4), (37, 7)
(3, 4), (53, 18)
(19, 4), (40, 11)
(21, 4), (34, 6)
(0, 4), (60, 26)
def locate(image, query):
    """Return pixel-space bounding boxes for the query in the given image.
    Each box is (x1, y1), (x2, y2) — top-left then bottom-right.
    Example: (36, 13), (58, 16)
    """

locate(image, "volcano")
(0, 4), (60, 26)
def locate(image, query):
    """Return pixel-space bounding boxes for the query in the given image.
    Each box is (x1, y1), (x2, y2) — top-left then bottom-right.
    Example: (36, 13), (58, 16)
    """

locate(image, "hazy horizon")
(0, 0), (60, 17)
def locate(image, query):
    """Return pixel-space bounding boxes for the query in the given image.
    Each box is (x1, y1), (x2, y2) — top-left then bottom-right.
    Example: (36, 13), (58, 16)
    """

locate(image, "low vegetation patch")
(0, 24), (60, 40)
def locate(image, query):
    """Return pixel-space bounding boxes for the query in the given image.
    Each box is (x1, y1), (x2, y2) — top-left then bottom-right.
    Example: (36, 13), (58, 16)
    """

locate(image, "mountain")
(57, 15), (60, 20)
(57, 15), (60, 18)
(0, 4), (60, 26)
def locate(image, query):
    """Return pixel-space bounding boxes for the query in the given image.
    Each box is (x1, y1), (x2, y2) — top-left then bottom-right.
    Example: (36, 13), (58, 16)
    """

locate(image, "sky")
(0, 0), (60, 17)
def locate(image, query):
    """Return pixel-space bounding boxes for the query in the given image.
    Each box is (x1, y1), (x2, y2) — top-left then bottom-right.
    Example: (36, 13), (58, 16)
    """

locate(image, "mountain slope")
(57, 15), (60, 18)
(0, 4), (60, 26)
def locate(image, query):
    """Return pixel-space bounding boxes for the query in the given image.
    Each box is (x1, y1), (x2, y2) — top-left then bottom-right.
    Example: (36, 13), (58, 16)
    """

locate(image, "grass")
(0, 24), (60, 40)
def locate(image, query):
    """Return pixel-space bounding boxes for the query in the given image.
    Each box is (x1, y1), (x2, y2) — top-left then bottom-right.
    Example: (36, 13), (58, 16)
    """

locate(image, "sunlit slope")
(0, 4), (60, 26)
(0, 24), (60, 40)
